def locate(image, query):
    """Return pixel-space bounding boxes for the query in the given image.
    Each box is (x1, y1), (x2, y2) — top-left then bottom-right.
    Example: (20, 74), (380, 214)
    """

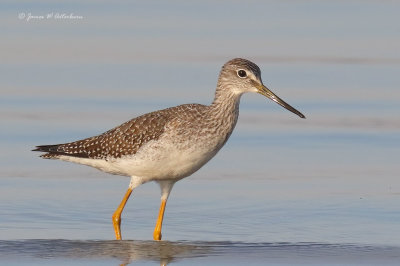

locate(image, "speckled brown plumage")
(32, 58), (305, 241)
(34, 104), (206, 160)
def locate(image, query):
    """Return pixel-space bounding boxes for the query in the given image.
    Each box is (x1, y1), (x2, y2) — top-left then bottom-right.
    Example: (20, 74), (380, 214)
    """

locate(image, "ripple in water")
(1, 239), (399, 265)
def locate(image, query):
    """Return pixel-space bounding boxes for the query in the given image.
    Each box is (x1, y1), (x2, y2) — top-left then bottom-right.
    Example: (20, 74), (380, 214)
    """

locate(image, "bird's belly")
(57, 125), (228, 183)
(59, 136), (222, 182)
(113, 140), (219, 181)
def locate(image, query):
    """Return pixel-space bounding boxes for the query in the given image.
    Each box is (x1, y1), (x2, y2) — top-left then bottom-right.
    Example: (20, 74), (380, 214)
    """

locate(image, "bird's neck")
(208, 85), (242, 133)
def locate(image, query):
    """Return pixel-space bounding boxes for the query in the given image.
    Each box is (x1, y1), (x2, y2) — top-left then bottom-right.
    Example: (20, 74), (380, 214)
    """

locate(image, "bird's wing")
(33, 109), (173, 159)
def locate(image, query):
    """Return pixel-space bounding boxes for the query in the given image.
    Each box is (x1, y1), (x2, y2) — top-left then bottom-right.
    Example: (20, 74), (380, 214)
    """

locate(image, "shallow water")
(1, 0), (400, 265)
(1, 240), (400, 266)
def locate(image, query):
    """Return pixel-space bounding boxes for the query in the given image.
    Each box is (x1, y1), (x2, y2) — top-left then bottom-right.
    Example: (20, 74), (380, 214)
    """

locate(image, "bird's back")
(34, 103), (207, 161)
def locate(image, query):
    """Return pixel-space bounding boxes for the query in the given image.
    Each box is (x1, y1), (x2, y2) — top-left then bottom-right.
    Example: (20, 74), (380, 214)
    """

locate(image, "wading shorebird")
(33, 58), (305, 240)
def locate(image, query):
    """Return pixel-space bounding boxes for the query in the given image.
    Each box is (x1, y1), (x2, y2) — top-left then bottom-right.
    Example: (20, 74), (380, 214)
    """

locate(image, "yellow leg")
(153, 199), (167, 241)
(112, 188), (133, 240)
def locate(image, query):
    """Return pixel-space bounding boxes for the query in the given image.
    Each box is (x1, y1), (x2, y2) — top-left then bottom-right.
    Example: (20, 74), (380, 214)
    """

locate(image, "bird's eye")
(237, 69), (247, 78)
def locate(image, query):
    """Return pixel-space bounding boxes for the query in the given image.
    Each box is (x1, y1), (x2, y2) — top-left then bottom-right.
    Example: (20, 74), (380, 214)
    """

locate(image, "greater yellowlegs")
(33, 58), (305, 240)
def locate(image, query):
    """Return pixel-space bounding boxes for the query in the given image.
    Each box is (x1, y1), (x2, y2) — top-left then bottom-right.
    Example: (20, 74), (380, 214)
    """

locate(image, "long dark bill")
(256, 83), (306, 119)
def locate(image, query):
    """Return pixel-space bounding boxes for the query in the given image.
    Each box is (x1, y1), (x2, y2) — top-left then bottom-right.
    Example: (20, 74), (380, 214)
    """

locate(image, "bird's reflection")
(6, 239), (211, 265)
(3, 239), (395, 265)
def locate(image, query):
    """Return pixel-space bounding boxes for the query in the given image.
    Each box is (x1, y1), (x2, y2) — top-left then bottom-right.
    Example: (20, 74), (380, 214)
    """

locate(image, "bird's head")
(218, 58), (305, 119)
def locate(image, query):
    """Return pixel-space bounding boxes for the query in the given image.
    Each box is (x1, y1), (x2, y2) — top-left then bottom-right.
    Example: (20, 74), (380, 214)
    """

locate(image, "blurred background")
(0, 1), (399, 264)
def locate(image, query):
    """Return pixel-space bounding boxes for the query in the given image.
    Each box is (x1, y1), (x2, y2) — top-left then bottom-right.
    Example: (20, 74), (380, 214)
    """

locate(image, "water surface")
(1, 240), (400, 266)
(1, 0), (400, 265)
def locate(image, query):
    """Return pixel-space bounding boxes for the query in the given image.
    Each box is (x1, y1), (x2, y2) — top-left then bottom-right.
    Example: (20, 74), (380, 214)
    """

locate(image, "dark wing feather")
(33, 109), (172, 159)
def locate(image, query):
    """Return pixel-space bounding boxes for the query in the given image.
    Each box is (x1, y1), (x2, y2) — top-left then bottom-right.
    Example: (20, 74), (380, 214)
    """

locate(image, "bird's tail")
(32, 144), (64, 159)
